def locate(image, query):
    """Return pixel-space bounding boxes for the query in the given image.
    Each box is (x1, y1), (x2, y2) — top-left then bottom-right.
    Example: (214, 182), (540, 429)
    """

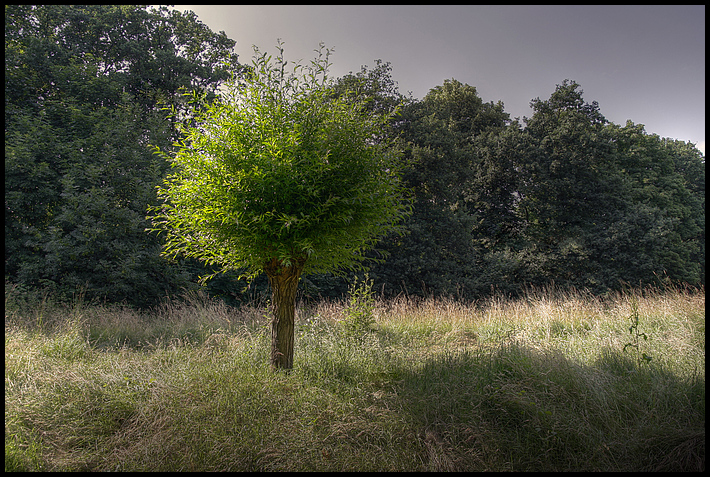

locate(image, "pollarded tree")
(149, 42), (411, 369)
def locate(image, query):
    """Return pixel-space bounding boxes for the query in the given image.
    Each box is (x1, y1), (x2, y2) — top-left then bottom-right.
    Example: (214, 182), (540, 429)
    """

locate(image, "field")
(5, 284), (705, 471)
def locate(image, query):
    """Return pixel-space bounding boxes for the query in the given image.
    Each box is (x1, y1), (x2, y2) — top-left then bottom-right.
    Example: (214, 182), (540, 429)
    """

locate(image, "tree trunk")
(265, 258), (305, 370)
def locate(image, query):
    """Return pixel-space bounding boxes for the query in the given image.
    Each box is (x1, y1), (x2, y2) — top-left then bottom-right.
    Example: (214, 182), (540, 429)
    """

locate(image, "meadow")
(5, 283), (705, 471)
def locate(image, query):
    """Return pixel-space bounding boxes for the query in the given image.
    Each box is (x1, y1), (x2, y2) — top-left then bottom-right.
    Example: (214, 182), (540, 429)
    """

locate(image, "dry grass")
(5, 284), (705, 471)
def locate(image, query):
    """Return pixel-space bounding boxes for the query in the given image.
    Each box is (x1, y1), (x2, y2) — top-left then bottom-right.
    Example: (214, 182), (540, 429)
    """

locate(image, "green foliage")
(149, 41), (411, 281)
(605, 122), (705, 286)
(499, 81), (704, 294)
(328, 59), (409, 122)
(341, 274), (376, 337)
(361, 78), (704, 299)
(5, 3), (704, 306)
(622, 293), (653, 366)
(371, 79), (510, 297)
(515, 81), (619, 288)
(5, 5), (238, 306)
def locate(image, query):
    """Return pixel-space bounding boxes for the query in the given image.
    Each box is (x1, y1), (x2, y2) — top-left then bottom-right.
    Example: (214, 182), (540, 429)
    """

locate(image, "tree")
(328, 59), (408, 122)
(513, 80), (620, 290)
(600, 121), (705, 286)
(515, 80), (705, 291)
(371, 79), (510, 297)
(149, 42), (411, 369)
(5, 5), (239, 306)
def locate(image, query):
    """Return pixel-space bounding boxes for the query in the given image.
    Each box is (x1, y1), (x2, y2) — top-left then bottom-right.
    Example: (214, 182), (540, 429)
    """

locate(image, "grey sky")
(169, 5), (705, 153)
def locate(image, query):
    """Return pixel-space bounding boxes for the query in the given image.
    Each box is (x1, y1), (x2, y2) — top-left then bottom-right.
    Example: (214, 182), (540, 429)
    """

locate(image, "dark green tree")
(515, 80), (705, 290)
(515, 80), (620, 289)
(599, 121), (705, 286)
(466, 122), (535, 295)
(5, 5), (239, 305)
(329, 59), (408, 121)
(372, 79), (510, 297)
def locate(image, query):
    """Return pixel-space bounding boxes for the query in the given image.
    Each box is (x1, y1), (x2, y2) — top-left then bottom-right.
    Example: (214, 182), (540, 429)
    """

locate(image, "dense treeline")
(5, 5), (241, 306)
(361, 73), (705, 299)
(5, 5), (705, 307)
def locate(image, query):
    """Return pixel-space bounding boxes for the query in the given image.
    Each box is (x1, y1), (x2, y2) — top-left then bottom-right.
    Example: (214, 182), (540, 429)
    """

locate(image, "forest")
(5, 5), (705, 308)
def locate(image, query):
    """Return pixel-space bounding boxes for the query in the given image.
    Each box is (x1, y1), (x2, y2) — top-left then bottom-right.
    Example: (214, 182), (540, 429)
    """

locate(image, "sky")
(167, 5), (705, 154)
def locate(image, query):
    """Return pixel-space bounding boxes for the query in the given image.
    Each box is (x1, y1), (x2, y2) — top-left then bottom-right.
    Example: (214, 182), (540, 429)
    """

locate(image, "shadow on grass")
(392, 341), (705, 472)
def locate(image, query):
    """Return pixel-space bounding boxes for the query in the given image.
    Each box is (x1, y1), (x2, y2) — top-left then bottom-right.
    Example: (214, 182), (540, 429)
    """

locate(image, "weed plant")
(5, 282), (705, 471)
(340, 274), (376, 338)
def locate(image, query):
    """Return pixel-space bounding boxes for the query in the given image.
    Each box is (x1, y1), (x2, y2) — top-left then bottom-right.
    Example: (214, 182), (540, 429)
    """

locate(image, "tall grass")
(5, 283), (705, 471)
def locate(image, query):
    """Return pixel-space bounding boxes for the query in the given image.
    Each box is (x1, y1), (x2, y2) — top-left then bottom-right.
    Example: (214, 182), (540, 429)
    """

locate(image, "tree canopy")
(150, 42), (410, 281)
(5, 5), (239, 305)
(5, 6), (704, 309)
(366, 79), (704, 297)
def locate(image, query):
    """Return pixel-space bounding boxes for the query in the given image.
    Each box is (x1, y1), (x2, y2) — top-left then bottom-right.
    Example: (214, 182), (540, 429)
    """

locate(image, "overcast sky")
(168, 5), (705, 154)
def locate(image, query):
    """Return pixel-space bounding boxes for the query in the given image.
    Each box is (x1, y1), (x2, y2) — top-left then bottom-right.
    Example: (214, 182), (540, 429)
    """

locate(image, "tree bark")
(265, 257), (305, 370)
